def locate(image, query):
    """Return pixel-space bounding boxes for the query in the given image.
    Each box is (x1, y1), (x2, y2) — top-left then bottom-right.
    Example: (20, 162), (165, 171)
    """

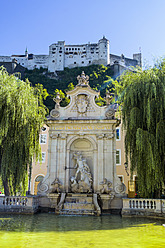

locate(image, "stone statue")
(50, 178), (62, 193)
(70, 176), (79, 193)
(100, 178), (113, 194)
(70, 153), (93, 193)
(77, 71), (89, 86)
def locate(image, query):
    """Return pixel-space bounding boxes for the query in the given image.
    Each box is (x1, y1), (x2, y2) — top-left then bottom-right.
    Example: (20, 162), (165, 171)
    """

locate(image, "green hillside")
(23, 64), (114, 111)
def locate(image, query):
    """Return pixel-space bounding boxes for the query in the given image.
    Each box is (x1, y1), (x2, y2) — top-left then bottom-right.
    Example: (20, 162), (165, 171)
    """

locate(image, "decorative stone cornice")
(59, 134), (67, 139)
(96, 134), (104, 139)
(104, 133), (114, 139)
(50, 133), (58, 139)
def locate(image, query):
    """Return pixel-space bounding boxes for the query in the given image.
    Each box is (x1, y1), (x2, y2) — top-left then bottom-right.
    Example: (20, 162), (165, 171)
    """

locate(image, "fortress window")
(74, 52), (78, 55)
(78, 48), (80, 50)
(52, 60), (55, 62)
(69, 48), (71, 51)
(59, 51), (62, 53)
(75, 48), (77, 50)
(91, 52), (94, 54)
(52, 52), (55, 54)
(83, 47), (85, 50)
(52, 48), (56, 51)
(74, 62), (76, 64)
(72, 48), (74, 50)
(66, 48), (68, 51)
(82, 61), (84, 64)
(89, 61), (91, 63)
(60, 47), (62, 50)
(59, 60), (61, 62)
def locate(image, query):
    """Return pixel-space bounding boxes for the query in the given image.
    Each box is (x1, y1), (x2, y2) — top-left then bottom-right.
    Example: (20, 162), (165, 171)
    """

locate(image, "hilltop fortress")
(0, 36), (141, 74)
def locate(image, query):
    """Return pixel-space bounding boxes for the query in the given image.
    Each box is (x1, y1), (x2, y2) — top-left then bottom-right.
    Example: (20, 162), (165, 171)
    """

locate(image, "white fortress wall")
(0, 37), (141, 73)
(0, 56), (12, 62)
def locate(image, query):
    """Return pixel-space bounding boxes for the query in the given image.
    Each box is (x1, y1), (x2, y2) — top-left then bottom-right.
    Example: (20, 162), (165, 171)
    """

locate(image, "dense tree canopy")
(0, 67), (48, 195)
(116, 63), (165, 198)
(23, 64), (114, 110)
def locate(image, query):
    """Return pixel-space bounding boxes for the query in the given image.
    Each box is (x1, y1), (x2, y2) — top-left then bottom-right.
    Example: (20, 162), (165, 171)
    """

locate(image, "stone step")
(60, 209), (95, 216)
(63, 202), (95, 210)
(65, 197), (93, 204)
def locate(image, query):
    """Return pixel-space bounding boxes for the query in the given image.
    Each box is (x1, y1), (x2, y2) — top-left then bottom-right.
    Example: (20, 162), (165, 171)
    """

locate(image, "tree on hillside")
(0, 67), (48, 196)
(115, 64), (165, 198)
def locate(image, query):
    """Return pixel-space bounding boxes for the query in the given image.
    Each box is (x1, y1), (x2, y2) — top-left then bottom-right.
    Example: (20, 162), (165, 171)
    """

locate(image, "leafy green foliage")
(23, 64), (114, 110)
(0, 67), (48, 195)
(116, 64), (165, 198)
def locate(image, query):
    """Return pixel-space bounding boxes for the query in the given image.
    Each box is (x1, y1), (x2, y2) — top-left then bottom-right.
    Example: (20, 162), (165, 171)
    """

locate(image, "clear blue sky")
(0, 0), (165, 67)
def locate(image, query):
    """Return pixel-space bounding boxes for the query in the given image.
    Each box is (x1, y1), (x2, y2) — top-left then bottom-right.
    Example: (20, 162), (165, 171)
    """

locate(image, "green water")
(0, 214), (165, 248)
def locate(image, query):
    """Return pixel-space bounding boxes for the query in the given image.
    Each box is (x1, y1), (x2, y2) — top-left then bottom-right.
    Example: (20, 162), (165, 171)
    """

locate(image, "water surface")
(0, 213), (165, 248)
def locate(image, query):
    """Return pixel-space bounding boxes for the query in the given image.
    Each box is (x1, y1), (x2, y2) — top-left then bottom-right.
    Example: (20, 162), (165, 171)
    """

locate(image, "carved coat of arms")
(76, 94), (89, 114)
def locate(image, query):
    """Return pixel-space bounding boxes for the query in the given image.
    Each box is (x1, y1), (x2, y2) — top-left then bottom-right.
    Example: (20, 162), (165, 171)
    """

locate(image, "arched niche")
(69, 138), (94, 180)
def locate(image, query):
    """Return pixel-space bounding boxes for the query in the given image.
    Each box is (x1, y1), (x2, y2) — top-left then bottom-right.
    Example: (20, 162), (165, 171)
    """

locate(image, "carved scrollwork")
(105, 108), (115, 119)
(37, 182), (49, 193)
(50, 109), (60, 118)
(114, 183), (126, 194)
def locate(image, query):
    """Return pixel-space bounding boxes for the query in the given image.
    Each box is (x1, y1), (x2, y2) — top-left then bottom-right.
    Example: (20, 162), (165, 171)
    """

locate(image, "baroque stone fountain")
(37, 72), (126, 215)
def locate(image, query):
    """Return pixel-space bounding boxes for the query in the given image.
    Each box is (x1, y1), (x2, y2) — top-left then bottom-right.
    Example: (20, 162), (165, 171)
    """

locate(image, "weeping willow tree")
(0, 67), (48, 196)
(115, 63), (165, 198)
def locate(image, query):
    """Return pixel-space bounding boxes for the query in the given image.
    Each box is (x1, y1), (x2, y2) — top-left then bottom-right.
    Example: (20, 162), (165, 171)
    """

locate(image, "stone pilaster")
(49, 133), (58, 182)
(57, 134), (67, 190)
(104, 133), (114, 183)
(97, 134), (104, 190)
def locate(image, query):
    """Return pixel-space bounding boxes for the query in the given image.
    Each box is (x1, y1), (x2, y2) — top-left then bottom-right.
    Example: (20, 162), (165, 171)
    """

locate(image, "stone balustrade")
(122, 198), (165, 217)
(0, 196), (39, 214)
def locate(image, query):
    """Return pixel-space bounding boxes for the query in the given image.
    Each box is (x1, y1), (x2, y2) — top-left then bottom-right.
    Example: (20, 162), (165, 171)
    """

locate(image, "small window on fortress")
(82, 61), (84, 64)
(89, 61), (91, 64)
(72, 48), (74, 50)
(83, 47), (85, 50)
(74, 62), (76, 64)
(78, 48), (80, 50)
(59, 60), (61, 62)
(52, 52), (55, 54)
(66, 48), (68, 51)
(52, 48), (56, 51)
(52, 60), (55, 62)
(69, 48), (71, 51)
(59, 51), (62, 53)
(75, 48), (77, 50)
(60, 47), (62, 50)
